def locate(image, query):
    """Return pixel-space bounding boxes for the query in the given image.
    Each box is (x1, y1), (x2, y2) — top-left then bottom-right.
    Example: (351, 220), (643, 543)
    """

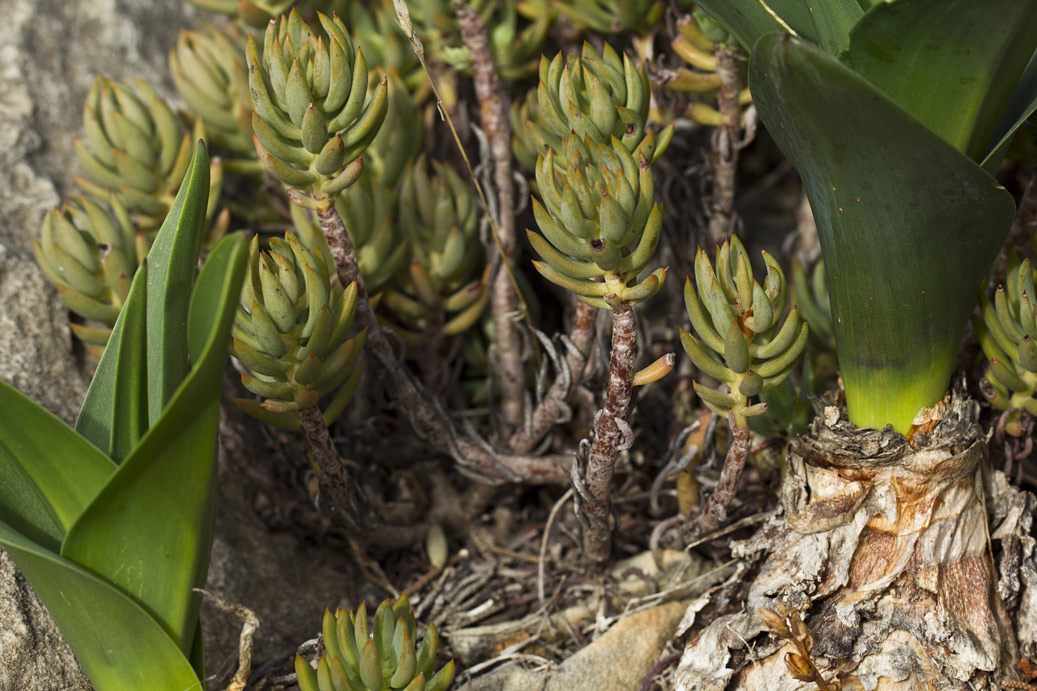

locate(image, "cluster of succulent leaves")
(228, 233), (366, 430)
(975, 253), (1037, 416)
(681, 235), (808, 428)
(662, 13), (752, 127)
(247, 10), (388, 199)
(381, 157), (490, 346)
(4, 146), (248, 690)
(296, 594), (454, 691)
(526, 42), (671, 310)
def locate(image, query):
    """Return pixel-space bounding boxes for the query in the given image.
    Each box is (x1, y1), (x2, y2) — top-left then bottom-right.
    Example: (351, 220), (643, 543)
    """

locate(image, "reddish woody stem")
(697, 412), (751, 533)
(455, 2), (525, 427)
(706, 47), (742, 246)
(298, 405), (367, 530)
(579, 303), (636, 564)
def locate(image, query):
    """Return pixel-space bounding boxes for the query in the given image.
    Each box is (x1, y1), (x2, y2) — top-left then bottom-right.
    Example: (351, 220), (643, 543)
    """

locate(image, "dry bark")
(576, 304), (636, 565)
(454, 2), (525, 428)
(675, 384), (1037, 689)
(508, 300), (597, 454)
(706, 48), (742, 246)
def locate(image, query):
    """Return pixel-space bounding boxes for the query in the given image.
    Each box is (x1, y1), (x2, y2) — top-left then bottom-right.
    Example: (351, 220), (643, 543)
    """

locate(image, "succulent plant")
(229, 233), (365, 430)
(291, 175), (408, 294)
(247, 10), (389, 202)
(170, 24), (254, 158)
(381, 158), (489, 345)
(184, 0), (294, 28)
(681, 236), (808, 427)
(32, 195), (144, 353)
(510, 89), (541, 173)
(528, 131), (666, 310)
(365, 69), (424, 191)
(791, 258), (834, 353)
(347, 0), (429, 95)
(974, 253), (1037, 414)
(551, 0), (664, 36)
(529, 42), (671, 163)
(295, 594), (455, 691)
(74, 76), (224, 232)
(663, 14), (753, 127)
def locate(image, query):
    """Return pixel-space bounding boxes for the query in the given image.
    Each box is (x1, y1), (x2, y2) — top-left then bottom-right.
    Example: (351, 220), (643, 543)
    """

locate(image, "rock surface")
(0, 2), (361, 690)
(457, 600), (687, 691)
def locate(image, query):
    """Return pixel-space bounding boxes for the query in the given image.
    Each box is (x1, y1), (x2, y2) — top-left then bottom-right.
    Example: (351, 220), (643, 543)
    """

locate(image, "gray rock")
(0, 1), (204, 688)
(458, 600), (688, 691)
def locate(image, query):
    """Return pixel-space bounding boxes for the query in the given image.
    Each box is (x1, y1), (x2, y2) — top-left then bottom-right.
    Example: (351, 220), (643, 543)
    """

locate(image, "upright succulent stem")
(298, 405), (367, 530)
(509, 300), (596, 453)
(580, 303), (636, 564)
(697, 412), (750, 533)
(706, 47), (742, 246)
(312, 197), (568, 485)
(455, 2), (525, 427)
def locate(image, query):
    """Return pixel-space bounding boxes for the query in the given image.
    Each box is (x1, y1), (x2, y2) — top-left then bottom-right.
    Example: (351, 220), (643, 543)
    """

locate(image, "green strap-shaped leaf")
(750, 33), (1016, 433)
(145, 140), (211, 426)
(984, 48), (1037, 172)
(694, 0), (861, 53)
(0, 381), (115, 550)
(841, 0), (1037, 163)
(75, 260), (150, 463)
(0, 520), (201, 691)
(61, 234), (248, 652)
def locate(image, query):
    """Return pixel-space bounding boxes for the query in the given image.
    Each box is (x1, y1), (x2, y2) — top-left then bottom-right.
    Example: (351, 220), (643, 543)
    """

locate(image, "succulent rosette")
(975, 253), (1037, 414)
(295, 594), (455, 691)
(681, 235), (809, 427)
(74, 76), (224, 233)
(170, 24), (255, 158)
(528, 42), (672, 166)
(246, 10), (388, 201)
(381, 158), (489, 345)
(528, 132), (665, 310)
(184, 0), (294, 28)
(229, 233), (365, 430)
(32, 195), (144, 352)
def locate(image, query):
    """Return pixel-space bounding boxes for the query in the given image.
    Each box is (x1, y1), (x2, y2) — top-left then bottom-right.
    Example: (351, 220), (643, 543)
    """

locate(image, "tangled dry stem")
(312, 197), (569, 487)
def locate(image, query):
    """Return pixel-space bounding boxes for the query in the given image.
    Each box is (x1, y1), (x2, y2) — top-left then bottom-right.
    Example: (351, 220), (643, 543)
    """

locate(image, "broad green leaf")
(145, 140), (211, 426)
(806, 0), (860, 55)
(75, 260), (149, 463)
(692, 0), (789, 51)
(0, 380), (115, 550)
(750, 33), (1016, 433)
(841, 0), (1037, 163)
(62, 234), (248, 652)
(0, 520), (201, 691)
(694, 0), (861, 53)
(983, 48), (1037, 172)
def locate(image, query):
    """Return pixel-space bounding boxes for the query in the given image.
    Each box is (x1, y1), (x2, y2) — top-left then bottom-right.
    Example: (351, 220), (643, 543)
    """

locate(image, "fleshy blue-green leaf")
(841, 0), (1037, 163)
(0, 380), (115, 550)
(61, 233), (247, 652)
(0, 520), (201, 691)
(145, 140), (211, 426)
(750, 33), (1016, 433)
(75, 260), (149, 463)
